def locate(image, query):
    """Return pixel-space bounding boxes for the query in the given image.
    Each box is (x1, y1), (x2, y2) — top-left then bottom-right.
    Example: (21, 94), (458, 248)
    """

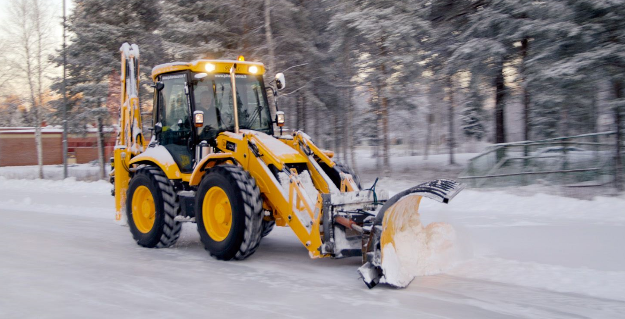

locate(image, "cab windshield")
(193, 73), (273, 141)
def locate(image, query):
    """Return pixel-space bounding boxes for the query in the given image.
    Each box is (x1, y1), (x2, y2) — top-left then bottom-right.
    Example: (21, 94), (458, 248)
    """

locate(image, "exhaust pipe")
(230, 64), (240, 134)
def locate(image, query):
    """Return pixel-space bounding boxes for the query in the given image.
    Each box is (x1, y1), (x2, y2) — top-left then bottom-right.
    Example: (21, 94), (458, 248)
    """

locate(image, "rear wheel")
(126, 167), (182, 248)
(196, 165), (263, 260)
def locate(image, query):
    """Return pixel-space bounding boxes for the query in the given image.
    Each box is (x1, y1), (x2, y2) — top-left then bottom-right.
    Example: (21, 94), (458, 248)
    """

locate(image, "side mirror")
(275, 111), (285, 127)
(275, 73), (286, 90)
(154, 122), (162, 135)
(150, 81), (164, 91)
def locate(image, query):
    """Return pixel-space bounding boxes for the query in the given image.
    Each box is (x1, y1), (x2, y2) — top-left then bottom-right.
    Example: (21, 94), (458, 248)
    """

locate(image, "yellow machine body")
(114, 53), (357, 257)
(151, 60), (266, 80)
(114, 43), (144, 222)
(113, 43), (463, 288)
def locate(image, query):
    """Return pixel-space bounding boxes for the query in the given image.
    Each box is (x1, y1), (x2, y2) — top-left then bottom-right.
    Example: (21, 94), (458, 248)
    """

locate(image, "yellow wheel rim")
(132, 185), (156, 233)
(203, 187), (232, 242)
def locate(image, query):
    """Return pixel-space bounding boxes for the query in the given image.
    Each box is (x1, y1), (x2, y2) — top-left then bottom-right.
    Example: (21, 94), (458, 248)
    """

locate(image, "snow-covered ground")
(350, 148), (475, 182)
(1, 176), (624, 318)
(0, 164), (109, 181)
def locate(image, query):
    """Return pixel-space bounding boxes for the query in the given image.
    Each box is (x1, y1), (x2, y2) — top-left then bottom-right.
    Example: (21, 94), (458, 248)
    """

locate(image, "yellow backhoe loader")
(112, 43), (463, 288)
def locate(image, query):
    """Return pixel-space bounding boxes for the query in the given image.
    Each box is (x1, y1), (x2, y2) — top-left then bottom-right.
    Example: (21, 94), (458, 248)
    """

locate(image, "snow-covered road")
(1, 177), (624, 318)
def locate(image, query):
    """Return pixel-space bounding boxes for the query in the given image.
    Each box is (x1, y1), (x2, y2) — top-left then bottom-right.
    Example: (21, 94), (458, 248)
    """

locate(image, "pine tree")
(51, 0), (168, 133)
(555, 0), (625, 189)
(4, 0), (53, 178)
(159, 0), (227, 60)
(461, 79), (485, 140)
(339, 0), (430, 171)
(428, 0), (479, 162)
(453, 0), (554, 143)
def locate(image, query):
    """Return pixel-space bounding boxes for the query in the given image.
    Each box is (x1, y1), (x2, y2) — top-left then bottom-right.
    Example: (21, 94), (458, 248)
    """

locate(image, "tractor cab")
(150, 59), (276, 173)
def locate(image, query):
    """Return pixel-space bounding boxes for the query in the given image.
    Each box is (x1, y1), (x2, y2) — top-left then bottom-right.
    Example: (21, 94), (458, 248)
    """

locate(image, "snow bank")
(373, 177), (625, 225)
(356, 150), (476, 182)
(417, 189), (625, 225)
(0, 176), (111, 195)
(0, 177), (113, 220)
(0, 164), (108, 181)
(0, 196), (112, 219)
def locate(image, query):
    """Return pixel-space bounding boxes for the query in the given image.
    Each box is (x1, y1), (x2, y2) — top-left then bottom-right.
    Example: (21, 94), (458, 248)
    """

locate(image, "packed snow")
(380, 196), (458, 287)
(243, 130), (301, 158)
(0, 164), (109, 181)
(1, 174), (624, 318)
(134, 146), (178, 172)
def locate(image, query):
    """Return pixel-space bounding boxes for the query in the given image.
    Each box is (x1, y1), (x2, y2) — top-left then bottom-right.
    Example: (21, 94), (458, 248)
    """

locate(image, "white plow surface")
(381, 208), (458, 287)
(1, 177), (625, 318)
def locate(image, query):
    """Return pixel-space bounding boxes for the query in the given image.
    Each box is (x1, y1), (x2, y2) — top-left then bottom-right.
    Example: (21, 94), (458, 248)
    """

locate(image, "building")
(0, 126), (116, 166)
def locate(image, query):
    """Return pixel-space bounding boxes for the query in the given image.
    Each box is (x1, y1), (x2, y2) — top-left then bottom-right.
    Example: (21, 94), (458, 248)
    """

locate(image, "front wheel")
(261, 219), (275, 238)
(196, 165), (263, 260)
(126, 167), (182, 248)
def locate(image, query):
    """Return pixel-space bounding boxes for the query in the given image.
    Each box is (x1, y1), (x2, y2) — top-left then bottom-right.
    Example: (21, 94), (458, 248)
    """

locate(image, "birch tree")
(5, 0), (53, 179)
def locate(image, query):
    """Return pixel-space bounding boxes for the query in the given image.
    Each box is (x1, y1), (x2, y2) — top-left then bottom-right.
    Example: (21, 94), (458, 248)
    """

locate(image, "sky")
(0, 0), (74, 39)
(0, 0), (75, 96)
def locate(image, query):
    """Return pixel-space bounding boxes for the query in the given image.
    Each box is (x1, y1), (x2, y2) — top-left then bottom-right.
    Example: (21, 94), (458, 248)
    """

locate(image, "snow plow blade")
(358, 180), (464, 288)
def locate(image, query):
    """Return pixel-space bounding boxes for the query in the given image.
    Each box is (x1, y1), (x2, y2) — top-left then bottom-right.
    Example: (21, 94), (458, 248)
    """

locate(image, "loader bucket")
(359, 179), (464, 288)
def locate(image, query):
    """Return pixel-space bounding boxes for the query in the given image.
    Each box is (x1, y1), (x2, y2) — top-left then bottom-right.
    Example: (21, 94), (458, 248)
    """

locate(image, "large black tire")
(261, 219), (275, 238)
(126, 167), (182, 248)
(196, 165), (263, 260)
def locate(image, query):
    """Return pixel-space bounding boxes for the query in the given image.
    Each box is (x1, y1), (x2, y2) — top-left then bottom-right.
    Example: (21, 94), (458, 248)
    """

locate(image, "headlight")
(249, 66), (258, 74)
(205, 63), (215, 72)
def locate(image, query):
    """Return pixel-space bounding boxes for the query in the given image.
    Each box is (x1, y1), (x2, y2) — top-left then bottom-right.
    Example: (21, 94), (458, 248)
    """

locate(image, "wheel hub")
(132, 185), (155, 233)
(203, 187), (232, 242)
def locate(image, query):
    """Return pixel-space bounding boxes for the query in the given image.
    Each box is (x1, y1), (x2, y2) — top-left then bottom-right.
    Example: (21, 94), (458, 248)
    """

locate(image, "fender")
(129, 145), (184, 180)
(188, 153), (238, 186)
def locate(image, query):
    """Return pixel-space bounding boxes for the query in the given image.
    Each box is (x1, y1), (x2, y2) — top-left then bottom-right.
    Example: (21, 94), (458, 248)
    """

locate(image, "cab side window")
(158, 73), (193, 172)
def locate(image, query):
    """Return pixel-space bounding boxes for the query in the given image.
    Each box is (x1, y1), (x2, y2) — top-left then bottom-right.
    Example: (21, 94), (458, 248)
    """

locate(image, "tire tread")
(131, 167), (182, 248)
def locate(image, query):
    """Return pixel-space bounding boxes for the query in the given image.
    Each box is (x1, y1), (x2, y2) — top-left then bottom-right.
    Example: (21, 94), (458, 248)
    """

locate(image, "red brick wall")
(1, 130), (116, 166)
(75, 148), (97, 163)
(105, 146), (114, 160)
(0, 133), (63, 166)
(74, 147), (114, 164)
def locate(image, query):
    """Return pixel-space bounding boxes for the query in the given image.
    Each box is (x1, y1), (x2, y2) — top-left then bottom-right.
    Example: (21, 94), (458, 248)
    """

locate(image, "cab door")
(156, 72), (194, 173)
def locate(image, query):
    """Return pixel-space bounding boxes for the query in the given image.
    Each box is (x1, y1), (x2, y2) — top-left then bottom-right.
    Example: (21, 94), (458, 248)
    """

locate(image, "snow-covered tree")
(0, 95), (26, 127)
(427, 0), (480, 163)
(461, 78), (486, 141)
(552, 0), (625, 189)
(339, 0), (430, 171)
(51, 0), (168, 133)
(4, 0), (54, 179)
(453, 0), (524, 143)
(159, 0), (226, 61)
